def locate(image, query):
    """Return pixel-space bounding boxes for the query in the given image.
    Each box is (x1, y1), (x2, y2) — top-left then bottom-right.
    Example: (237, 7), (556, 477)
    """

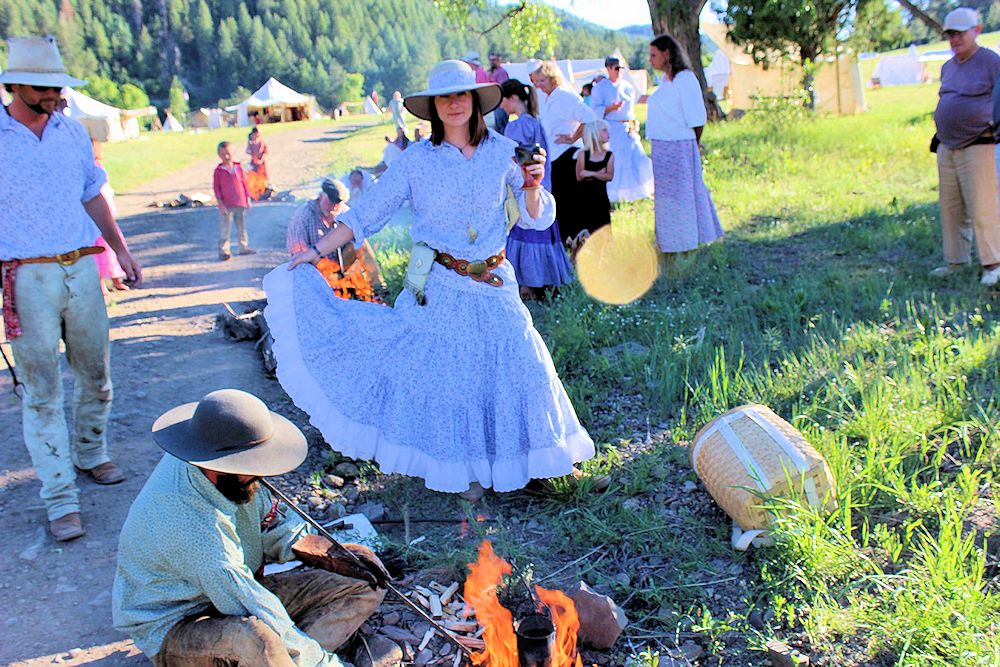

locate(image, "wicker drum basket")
(691, 404), (837, 550)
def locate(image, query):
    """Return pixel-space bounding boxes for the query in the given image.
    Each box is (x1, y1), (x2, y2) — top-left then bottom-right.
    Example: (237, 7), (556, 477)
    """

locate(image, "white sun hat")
(943, 7), (981, 32)
(0, 35), (87, 88)
(403, 60), (501, 121)
(461, 50), (482, 66)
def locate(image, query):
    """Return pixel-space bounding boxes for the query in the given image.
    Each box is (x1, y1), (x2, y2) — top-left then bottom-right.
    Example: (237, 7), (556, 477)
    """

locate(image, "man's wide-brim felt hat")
(152, 389), (307, 476)
(404, 60), (501, 121)
(0, 35), (87, 88)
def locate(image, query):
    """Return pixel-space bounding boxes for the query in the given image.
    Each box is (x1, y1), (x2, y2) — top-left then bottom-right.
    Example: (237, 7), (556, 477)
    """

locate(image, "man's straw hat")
(152, 390), (307, 476)
(403, 60), (501, 121)
(0, 35), (87, 88)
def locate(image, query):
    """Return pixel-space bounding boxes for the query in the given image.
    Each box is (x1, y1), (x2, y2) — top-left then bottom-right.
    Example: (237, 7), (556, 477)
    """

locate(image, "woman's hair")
(500, 79), (538, 117)
(532, 61), (564, 88)
(248, 127), (260, 139)
(649, 33), (691, 74)
(428, 90), (489, 147)
(581, 119), (609, 155)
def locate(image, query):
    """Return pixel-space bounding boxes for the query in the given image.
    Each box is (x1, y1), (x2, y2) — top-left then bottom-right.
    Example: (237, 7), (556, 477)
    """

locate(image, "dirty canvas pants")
(219, 206), (249, 255)
(8, 259), (112, 521)
(152, 567), (385, 666)
(937, 143), (1000, 266)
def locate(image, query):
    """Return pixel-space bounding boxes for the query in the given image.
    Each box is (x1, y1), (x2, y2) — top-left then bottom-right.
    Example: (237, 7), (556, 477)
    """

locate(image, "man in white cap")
(932, 8), (1000, 286)
(113, 389), (388, 666)
(0, 35), (142, 541)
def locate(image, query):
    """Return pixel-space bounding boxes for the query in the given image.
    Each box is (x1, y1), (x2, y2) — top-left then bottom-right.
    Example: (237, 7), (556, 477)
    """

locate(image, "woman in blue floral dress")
(263, 61), (594, 496)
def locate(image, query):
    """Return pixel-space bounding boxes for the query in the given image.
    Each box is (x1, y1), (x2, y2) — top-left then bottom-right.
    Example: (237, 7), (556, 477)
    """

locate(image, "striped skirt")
(651, 139), (723, 253)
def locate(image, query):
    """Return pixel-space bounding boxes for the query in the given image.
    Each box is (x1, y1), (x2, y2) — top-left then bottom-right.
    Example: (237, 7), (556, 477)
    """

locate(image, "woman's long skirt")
(263, 261), (595, 494)
(651, 139), (723, 253)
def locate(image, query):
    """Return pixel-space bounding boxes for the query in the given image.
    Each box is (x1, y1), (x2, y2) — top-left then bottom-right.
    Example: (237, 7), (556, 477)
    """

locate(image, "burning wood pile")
(377, 540), (600, 667)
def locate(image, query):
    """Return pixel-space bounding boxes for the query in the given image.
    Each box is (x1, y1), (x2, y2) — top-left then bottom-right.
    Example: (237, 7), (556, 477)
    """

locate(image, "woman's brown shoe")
(50, 512), (85, 542)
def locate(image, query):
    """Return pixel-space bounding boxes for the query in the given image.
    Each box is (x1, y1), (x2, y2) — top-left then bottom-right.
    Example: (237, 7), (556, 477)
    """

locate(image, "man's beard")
(215, 474), (260, 504)
(25, 100), (51, 115)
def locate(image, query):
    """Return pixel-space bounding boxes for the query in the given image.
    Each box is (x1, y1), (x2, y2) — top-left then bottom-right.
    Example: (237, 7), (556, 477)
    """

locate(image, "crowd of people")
(11, 11), (1000, 662)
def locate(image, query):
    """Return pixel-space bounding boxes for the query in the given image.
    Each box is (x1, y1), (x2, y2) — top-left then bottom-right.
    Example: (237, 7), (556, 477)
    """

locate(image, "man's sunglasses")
(610, 66), (623, 71)
(29, 85), (61, 93)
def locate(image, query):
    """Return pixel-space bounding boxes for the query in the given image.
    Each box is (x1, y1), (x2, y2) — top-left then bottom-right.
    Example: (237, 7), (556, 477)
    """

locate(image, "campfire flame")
(464, 541), (582, 667)
(317, 259), (383, 303)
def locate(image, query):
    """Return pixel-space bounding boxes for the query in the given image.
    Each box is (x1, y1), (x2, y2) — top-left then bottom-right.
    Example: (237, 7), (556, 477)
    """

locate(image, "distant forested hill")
(0, 0), (646, 109)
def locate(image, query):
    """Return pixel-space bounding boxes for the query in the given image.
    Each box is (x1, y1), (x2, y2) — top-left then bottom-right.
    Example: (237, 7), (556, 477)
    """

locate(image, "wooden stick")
(429, 594), (443, 618)
(439, 581), (460, 605)
(418, 628), (435, 651)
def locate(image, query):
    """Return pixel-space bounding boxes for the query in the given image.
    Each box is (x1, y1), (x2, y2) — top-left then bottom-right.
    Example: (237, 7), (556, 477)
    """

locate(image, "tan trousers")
(152, 568), (384, 666)
(219, 206), (249, 254)
(8, 259), (112, 521)
(937, 143), (1000, 266)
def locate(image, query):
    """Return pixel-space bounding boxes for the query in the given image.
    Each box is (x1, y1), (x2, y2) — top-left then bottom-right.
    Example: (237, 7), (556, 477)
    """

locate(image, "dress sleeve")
(678, 71), (708, 129)
(575, 95), (597, 124)
(504, 119), (531, 147)
(508, 164), (556, 231)
(338, 157), (412, 246)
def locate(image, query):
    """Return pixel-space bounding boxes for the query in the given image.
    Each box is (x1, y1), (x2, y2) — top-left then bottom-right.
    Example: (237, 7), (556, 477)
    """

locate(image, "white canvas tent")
(189, 107), (225, 129)
(701, 21), (865, 114)
(229, 78), (316, 126)
(871, 45), (926, 86)
(363, 95), (383, 115)
(62, 88), (154, 142)
(162, 111), (184, 132)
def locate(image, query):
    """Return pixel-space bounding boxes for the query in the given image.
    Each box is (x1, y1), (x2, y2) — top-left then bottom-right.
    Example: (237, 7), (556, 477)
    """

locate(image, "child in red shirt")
(212, 141), (255, 261)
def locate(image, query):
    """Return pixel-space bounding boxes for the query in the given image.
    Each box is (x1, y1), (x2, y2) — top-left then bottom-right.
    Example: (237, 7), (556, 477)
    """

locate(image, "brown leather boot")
(50, 512), (85, 542)
(76, 462), (125, 485)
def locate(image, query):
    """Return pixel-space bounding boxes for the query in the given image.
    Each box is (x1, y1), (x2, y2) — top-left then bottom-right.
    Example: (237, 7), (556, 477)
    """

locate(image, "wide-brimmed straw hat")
(403, 60), (501, 121)
(152, 389), (307, 476)
(0, 35), (87, 88)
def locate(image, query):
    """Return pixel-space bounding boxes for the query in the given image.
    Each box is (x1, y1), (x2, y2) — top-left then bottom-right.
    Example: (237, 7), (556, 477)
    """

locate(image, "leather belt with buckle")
(435, 250), (506, 287)
(18, 246), (105, 266)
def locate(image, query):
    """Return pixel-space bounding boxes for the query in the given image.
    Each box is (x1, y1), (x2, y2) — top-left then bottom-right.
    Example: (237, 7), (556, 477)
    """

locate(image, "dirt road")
(0, 121), (378, 666)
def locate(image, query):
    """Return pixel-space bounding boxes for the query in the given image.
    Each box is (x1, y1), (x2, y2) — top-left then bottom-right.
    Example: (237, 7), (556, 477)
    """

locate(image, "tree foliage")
(0, 0), (644, 110)
(722, 0), (854, 107)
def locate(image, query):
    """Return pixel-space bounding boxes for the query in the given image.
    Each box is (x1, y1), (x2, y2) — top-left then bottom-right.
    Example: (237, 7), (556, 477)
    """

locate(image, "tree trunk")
(894, 0), (943, 34)
(646, 0), (725, 120)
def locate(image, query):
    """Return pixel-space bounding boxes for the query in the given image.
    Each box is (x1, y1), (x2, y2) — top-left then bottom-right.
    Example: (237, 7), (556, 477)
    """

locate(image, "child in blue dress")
(264, 61), (594, 498)
(499, 79), (574, 301)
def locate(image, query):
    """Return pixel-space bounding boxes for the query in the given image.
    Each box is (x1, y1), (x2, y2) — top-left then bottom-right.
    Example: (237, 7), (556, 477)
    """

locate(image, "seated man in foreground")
(113, 389), (387, 666)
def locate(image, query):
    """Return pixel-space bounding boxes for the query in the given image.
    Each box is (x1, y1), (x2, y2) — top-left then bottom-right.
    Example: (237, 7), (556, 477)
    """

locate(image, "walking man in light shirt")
(931, 7), (1000, 286)
(0, 35), (142, 541)
(588, 56), (654, 203)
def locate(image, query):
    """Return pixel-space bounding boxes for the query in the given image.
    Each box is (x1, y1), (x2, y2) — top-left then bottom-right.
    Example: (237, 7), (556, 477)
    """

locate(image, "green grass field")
(372, 85), (1000, 664)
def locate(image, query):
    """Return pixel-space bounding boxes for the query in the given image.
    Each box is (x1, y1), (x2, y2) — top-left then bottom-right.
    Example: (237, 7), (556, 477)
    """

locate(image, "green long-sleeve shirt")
(112, 454), (343, 666)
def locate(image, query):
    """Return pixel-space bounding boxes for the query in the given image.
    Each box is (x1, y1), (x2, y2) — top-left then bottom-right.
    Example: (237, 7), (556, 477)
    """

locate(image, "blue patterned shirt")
(112, 455), (344, 666)
(340, 130), (556, 261)
(0, 106), (106, 260)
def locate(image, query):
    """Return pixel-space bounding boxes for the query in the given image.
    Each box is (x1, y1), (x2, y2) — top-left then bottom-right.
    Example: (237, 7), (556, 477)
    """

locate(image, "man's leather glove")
(291, 534), (390, 590)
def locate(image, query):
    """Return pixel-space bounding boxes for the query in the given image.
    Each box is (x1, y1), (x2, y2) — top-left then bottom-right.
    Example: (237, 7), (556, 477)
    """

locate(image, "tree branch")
(480, 1), (526, 36)
(894, 0), (943, 34)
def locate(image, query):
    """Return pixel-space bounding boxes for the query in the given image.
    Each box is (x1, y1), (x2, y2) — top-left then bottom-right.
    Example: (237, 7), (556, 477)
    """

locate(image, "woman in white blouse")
(644, 33), (723, 253)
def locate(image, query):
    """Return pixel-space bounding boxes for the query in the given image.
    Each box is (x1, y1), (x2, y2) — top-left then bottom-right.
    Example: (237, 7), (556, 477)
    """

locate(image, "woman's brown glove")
(291, 534), (390, 590)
